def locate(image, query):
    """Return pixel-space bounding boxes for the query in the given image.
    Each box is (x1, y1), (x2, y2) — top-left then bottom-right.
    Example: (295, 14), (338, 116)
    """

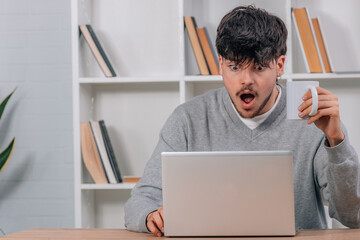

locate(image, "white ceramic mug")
(286, 81), (319, 120)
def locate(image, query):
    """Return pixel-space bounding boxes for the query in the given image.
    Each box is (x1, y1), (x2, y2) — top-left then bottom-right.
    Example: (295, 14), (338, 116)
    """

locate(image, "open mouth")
(240, 93), (255, 105)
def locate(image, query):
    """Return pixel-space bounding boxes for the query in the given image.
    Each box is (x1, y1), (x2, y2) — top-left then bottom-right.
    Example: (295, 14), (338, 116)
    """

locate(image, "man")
(124, 6), (360, 237)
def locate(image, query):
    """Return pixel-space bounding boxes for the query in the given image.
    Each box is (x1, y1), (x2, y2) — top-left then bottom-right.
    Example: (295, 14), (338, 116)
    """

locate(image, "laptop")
(161, 151), (295, 237)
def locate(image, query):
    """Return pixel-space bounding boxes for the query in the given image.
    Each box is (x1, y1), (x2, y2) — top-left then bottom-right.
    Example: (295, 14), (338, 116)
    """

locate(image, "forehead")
(223, 57), (277, 67)
(223, 58), (252, 66)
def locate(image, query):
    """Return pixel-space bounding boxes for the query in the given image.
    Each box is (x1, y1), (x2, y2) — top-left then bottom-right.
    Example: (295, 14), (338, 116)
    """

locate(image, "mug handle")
(308, 86), (318, 117)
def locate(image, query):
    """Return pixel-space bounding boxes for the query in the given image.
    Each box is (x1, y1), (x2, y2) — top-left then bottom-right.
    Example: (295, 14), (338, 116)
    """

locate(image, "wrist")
(145, 211), (154, 232)
(327, 131), (345, 147)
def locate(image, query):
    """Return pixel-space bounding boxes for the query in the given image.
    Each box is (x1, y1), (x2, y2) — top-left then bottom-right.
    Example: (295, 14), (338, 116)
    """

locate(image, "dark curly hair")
(216, 5), (287, 67)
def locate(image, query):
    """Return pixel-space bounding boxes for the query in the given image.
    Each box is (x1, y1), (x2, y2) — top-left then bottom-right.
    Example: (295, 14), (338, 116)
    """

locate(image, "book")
(89, 121), (109, 183)
(79, 25), (116, 77)
(124, 176), (141, 183)
(80, 122), (108, 184)
(197, 27), (219, 75)
(90, 121), (117, 184)
(86, 25), (117, 77)
(184, 17), (210, 75)
(311, 18), (332, 73)
(292, 8), (323, 73)
(99, 120), (123, 183)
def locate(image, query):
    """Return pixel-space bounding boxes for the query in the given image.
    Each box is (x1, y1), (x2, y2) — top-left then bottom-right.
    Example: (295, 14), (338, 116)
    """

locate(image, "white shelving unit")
(72, 0), (360, 228)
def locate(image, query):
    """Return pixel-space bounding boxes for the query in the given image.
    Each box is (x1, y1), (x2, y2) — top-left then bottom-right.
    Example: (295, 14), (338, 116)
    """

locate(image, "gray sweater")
(124, 84), (360, 232)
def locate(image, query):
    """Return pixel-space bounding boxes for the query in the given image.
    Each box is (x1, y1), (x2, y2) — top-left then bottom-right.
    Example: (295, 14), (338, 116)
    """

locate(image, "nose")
(240, 68), (254, 86)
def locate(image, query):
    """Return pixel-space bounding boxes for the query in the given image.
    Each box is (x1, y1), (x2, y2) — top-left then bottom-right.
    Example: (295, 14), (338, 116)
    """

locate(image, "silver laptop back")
(162, 151), (295, 236)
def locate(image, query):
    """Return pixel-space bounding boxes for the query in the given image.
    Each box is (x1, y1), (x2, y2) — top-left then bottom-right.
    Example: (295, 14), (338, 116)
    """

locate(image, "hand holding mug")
(298, 86), (344, 146)
(287, 81), (344, 146)
(286, 81), (319, 120)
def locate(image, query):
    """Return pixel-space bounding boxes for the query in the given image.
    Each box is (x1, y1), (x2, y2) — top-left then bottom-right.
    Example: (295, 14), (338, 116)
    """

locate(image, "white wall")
(0, 0), (73, 235)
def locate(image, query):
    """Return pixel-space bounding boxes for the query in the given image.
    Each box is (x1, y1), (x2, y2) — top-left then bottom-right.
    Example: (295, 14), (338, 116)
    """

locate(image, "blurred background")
(0, 0), (73, 234)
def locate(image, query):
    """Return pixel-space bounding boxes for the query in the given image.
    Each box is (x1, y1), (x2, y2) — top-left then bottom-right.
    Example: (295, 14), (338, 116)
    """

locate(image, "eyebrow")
(224, 60), (235, 64)
(226, 61), (254, 69)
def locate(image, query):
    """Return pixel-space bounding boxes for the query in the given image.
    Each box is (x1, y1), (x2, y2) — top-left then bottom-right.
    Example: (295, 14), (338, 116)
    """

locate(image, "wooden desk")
(1, 228), (360, 239)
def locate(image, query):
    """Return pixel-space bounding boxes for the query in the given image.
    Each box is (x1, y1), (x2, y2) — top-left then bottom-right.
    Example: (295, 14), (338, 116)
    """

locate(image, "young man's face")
(219, 55), (285, 118)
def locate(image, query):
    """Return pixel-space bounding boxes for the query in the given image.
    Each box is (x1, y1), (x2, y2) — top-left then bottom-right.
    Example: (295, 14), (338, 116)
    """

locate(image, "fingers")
(147, 221), (162, 237)
(298, 87), (339, 122)
(307, 108), (334, 125)
(298, 95), (335, 112)
(315, 87), (334, 96)
(299, 99), (338, 115)
(299, 100), (339, 122)
(146, 207), (164, 237)
(302, 87), (335, 100)
(300, 87), (344, 144)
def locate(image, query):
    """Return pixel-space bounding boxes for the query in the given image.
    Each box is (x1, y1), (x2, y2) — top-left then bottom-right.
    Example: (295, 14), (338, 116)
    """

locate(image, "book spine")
(90, 121), (117, 184)
(99, 120), (123, 183)
(292, 8), (323, 73)
(292, 9), (310, 73)
(80, 122), (108, 184)
(206, 27), (220, 73)
(184, 17), (210, 75)
(89, 121), (110, 183)
(312, 18), (332, 73)
(79, 25), (113, 77)
(197, 27), (219, 75)
(306, 9), (325, 73)
(86, 25), (117, 77)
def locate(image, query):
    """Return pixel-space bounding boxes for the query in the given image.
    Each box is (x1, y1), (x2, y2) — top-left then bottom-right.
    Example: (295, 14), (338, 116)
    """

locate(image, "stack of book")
(292, 8), (332, 73)
(80, 120), (122, 184)
(184, 17), (219, 75)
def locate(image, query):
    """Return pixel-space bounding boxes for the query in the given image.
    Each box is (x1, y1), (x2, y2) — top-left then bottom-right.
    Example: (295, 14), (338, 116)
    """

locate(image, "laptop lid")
(161, 151), (295, 237)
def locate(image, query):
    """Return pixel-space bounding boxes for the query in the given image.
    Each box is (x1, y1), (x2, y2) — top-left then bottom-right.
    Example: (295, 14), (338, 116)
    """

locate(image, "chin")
(239, 110), (256, 119)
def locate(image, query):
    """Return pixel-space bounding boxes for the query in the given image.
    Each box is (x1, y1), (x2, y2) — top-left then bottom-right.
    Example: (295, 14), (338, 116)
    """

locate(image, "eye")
(254, 65), (265, 71)
(229, 65), (239, 71)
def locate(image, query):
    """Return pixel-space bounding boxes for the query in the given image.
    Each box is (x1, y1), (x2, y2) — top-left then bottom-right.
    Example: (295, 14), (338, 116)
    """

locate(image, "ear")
(219, 55), (223, 75)
(276, 55), (285, 77)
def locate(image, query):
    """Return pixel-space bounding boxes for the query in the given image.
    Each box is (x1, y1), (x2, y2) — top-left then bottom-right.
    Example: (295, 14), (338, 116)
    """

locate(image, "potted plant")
(0, 88), (16, 173)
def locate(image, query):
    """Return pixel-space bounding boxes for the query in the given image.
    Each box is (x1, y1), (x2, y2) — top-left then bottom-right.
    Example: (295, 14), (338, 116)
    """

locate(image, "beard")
(235, 85), (276, 118)
(250, 89), (274, 117)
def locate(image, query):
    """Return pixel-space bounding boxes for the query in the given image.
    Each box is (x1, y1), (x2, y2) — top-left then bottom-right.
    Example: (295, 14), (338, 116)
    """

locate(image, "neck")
(257, 84), (279, 116)
(273, 85), (280, 104)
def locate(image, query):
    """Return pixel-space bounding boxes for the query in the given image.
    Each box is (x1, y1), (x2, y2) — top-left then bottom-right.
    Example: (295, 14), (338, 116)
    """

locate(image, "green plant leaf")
(0, 138), (15, 173)
(0, 87), (16, 121)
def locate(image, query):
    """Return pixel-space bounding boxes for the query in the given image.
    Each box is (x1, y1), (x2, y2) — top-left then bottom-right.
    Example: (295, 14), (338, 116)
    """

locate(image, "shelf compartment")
(291, 0), (360, 74)
(77, 0), (181, 78)
(81, 189), (131, 228)
(78, 82), (180, 182)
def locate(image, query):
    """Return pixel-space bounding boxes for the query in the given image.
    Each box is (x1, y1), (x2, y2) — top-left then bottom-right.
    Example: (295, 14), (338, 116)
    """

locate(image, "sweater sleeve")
(124, 107), (188, 232)
(314, 126), (360, 228)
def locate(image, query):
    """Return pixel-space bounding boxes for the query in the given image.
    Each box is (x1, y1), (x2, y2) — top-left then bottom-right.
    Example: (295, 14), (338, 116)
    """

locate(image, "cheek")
(223, 81), (238, 102)
(223, 80), (235, 97)
(222, 74), (239, 95)
(258, 71), (277, 88)
(258, 78), (277, 97)
(223, 70), (241, 85)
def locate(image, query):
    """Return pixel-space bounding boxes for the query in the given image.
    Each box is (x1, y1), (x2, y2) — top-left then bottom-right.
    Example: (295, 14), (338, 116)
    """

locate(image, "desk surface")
(1, 228), (360, 239)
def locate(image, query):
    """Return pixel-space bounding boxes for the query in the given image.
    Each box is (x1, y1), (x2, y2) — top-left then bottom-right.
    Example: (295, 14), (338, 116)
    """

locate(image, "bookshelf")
(72, 0), (360, 228)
